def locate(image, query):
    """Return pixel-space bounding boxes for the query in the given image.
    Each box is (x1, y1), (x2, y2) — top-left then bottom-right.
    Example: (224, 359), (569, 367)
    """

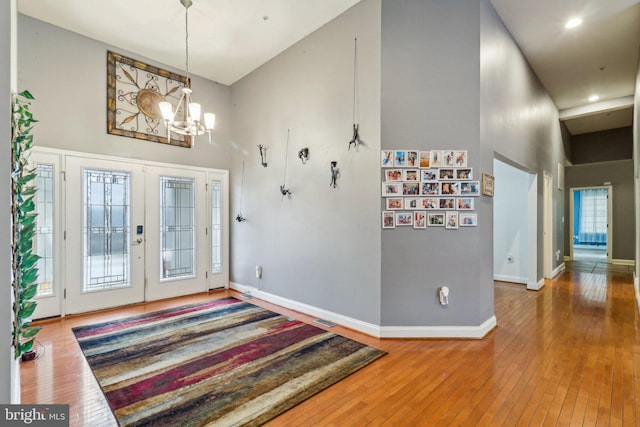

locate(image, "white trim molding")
(231, 282), (497, 339)
(528, 278), (545, 291)
(494, 275), (527, 285)
(379, 316), (496, 339)
(552, 263), (566, 278)
(612, 259), (635, 266)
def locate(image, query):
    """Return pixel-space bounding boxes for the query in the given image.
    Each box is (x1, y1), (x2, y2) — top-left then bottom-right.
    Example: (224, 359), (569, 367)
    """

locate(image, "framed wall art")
(413, 211), (427, 229)
(481, 173), (495, 196)
(382, 211), (395, 229)
(459, 213), (478, 226)
(107, 51), (190, 147)
(445, 211), (459, 229)
(395, 212), (413, 226)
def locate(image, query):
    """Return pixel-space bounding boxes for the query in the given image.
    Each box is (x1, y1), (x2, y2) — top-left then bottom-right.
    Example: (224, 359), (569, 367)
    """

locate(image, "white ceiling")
(18, 0), (640, 135)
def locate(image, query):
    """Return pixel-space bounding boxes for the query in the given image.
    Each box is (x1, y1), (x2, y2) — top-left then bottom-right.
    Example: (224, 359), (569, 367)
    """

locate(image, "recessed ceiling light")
(565, 17), (582, 29)
(588, 95), (600, 102)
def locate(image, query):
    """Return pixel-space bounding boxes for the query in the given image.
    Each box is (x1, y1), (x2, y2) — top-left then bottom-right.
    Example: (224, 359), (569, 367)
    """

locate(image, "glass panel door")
(65, 157), (145, 314)
(144, 166), (208, 301)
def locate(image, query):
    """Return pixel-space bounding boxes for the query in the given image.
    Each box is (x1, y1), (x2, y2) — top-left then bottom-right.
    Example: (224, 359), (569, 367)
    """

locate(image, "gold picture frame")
(482, 173), (495, 196)
(107, 51), (191, 147)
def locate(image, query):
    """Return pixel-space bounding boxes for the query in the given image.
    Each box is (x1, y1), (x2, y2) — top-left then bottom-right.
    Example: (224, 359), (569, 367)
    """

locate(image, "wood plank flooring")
(21, 270), (640, 426)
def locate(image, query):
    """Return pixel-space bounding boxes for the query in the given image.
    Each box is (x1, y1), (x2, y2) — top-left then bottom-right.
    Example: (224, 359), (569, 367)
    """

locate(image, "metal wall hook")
(257, 144), (268, 167)
(330, 161), (339, 188)
(298, 147), (310, 164)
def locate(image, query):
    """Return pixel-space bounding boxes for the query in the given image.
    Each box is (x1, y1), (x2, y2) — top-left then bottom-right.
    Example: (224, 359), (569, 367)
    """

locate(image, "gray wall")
(18, 15), (232, 170)
(1, 0), (15, 405)
(571, 127), (633, 165)
(633, 55), (639, 278)
(229, 0), (382, 324)
(479, 0), (567, 282)
(381, 0), (487, 327)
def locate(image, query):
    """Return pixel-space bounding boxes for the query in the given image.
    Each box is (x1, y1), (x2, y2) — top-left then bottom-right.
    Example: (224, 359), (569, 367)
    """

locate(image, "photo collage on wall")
(381, 150), (478, 229)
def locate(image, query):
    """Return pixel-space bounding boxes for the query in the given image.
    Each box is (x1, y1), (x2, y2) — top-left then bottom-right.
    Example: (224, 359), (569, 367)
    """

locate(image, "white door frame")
(543, 172), (553, 279)
(569, 185), (613, 262)
(527, 173), (539, 290)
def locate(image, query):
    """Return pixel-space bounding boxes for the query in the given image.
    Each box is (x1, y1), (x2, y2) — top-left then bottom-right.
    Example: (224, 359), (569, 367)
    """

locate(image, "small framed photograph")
(406, 150), (419, 167)
(454, 150), (468, 167)
(384, 169), (403, 182)
(443, 150), (456, 167)
(382, 210), (395, 229)
(422, 197), (439, 209)
(429, 150), (443, 167)
(382, 182), (401, 197)
(421, 169), (438, 182)
(386, 197), (404, 210)
(395, 212), (413, 226)
(456, 197), (474, 210)
(403, 169), (420, 181)
(459, 213), (477, 226)
(394, 150), (407, 167)
(413, 211), (427, 229)
(381, 150), (394, 167)
(440, 181), (459, 195)
(428, 213), (445, 226)
(421, 182), (440, 195)
(405, 197), (421, 210)
(482, 173), (494, 196)
(445, 211), (459, 229)
(455, 168), (473, 180)
(460, 181), (480, 196)
(419, 151), (431, 168)
(439, 198), (455, 209)
(403, 182), (420, 196)
(439, 168), (455, 180)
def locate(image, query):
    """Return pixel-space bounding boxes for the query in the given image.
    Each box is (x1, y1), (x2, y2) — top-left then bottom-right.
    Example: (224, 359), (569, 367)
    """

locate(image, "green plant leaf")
(22, 326), (41, 339)
(19, 339), (35, 354)
(18, 90), (35, 100)
(18, 301), (38, 319)
(22, 284), (39, 301)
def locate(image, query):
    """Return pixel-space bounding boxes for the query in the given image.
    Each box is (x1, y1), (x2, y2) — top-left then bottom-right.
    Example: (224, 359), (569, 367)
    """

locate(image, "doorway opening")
(570, 186), (611, 263)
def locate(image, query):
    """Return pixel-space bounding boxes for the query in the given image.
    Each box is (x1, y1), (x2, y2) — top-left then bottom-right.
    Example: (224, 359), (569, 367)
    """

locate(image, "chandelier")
(159, 0), (215, 146)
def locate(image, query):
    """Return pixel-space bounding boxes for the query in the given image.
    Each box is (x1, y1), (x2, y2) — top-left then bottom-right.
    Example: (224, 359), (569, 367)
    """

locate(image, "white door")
(31, 151), (63, 319)
(144, 166), (209, 301)
(65, 156), (146, 314)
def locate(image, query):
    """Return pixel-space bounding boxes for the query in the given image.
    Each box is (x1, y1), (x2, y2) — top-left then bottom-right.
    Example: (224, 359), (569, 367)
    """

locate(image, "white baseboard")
(564, 255), (571, 262)
(553, 263), (566, 277)
(527, 278), (545, 291)
(379, 316), (496, 339)
(494, 274), (527, 284)
(230, 282), (497, 339)
(612, 259), (635, 266)
(230, 282), (380, 337)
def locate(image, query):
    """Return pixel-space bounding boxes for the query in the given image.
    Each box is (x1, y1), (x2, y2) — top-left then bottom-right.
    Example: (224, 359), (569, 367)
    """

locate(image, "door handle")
(132, 238), (143, 245)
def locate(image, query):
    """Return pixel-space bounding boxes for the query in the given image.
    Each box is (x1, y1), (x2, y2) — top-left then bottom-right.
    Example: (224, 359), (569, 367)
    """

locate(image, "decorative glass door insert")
(160, 176), (196, 280)
(83, 169), (131, 291)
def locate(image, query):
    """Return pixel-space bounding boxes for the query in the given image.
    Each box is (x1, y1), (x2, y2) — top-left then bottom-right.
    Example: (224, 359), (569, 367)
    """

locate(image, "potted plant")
(11, 90), (41, 360)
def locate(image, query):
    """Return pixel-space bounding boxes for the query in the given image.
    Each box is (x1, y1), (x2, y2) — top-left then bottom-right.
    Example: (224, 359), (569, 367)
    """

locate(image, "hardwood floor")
(22, 270), (640, 426)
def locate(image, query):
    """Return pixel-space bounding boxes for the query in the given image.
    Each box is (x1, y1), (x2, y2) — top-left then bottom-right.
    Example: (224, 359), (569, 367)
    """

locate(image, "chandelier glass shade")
(159, 0), (215, 146)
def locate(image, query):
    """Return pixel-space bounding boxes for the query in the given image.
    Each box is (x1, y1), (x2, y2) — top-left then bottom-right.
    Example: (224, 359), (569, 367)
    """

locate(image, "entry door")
(144, 166), (208, 301)
(65, 156), (145, 314)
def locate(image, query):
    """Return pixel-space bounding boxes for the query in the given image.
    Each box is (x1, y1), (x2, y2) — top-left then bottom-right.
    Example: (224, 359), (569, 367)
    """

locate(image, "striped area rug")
(73, 297), (386, 426)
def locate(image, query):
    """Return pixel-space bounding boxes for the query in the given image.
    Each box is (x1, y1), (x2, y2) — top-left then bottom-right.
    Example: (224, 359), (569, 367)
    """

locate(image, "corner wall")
(479, 0), (567, 284)
(380, 0), (488, 327)
(1, 0), (16, 405)
(229, 0), (382, 324)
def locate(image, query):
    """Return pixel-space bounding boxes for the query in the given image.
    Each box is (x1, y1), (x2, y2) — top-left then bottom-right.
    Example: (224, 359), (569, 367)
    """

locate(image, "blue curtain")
(576, 189), (607, 246)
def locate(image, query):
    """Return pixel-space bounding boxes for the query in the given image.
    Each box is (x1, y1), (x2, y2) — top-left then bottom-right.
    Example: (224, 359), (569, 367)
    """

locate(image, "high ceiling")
(17, 0), (640, 135)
